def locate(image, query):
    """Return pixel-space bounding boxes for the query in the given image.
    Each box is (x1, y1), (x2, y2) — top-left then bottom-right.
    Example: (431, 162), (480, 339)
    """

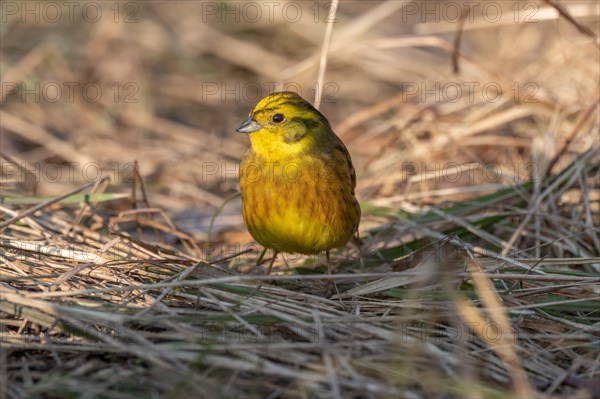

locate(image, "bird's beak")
(236, 115), (262, 133)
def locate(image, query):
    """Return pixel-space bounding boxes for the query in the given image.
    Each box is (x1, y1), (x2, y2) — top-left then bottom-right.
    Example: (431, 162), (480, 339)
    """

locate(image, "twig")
(547, 93), (600, 174)
(314, 0), (339, 110)
(541, 0), (599, 43)
(0, 180), (104, 231)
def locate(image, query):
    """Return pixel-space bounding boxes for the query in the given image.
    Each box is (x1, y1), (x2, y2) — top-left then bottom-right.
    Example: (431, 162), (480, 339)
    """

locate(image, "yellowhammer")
(236, 91), (360, 275)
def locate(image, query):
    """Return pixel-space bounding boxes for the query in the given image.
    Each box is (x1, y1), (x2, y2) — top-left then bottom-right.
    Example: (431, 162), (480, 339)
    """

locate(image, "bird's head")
(236, 91), (330, 157)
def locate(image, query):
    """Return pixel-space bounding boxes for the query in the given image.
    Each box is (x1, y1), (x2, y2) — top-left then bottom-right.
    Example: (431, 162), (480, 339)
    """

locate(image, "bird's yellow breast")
(240, 152), (359, 255)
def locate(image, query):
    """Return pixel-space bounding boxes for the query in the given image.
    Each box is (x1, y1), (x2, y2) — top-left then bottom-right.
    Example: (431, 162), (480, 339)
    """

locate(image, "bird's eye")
(272, 113), (284, 123)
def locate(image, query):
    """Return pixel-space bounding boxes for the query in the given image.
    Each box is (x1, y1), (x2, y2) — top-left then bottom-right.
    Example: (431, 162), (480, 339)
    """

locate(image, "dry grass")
(1, 1), (599, 398)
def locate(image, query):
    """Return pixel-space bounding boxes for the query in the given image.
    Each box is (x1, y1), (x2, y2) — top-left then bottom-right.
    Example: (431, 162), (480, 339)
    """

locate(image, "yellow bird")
(236, 91), (360, 275)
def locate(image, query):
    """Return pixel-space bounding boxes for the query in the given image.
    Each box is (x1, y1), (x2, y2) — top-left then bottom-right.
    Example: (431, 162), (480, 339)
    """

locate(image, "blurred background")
(1, 0), (599, 244)
(2, 2), (600, 397)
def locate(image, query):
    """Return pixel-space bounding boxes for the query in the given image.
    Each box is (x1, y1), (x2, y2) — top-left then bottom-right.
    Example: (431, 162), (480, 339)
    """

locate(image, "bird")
(236, 91), (360, 278)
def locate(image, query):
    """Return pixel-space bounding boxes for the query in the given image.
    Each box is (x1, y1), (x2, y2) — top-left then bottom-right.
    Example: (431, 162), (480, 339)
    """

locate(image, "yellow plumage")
(236, 91), (360, 257)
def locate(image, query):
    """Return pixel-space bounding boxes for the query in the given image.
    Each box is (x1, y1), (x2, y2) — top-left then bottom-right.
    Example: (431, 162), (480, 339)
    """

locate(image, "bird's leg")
(266, 251), (279, 276)
(256, 250), (278, 292)
(355, 230), (364, 270)
(324, 250), (339, 298)
(256, 247), (268, 267)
